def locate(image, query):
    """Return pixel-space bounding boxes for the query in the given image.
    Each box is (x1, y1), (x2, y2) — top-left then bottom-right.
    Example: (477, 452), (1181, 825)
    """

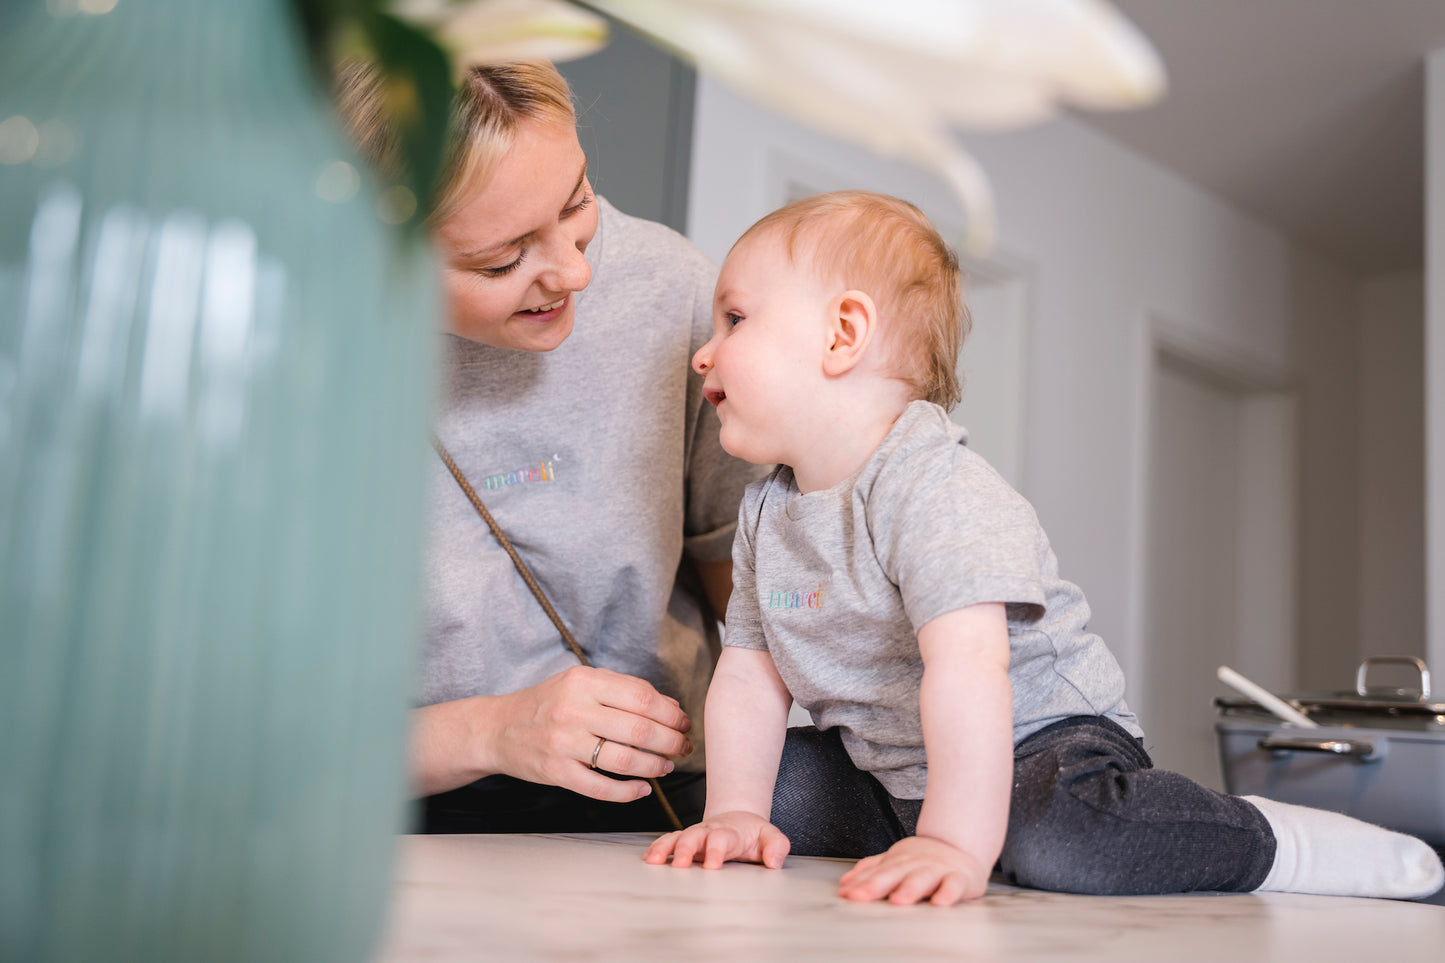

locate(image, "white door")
(951, 265), (1030, 493)
(1141, 350), (1295, 789)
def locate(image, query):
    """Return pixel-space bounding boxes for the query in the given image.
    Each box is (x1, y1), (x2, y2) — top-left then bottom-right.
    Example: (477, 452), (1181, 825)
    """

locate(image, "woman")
(340, 61), (760, 832)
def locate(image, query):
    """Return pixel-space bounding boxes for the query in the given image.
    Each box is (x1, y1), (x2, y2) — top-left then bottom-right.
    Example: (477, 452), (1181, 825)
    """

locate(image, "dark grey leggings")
(770, 716), (1276, 895)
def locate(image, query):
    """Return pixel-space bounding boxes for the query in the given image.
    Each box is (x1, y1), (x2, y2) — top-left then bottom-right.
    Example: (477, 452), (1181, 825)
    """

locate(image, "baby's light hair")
(737, 191), (968, 409)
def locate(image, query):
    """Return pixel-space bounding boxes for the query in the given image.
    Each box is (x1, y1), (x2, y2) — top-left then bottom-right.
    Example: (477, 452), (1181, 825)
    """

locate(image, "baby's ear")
(822, 290), (878, 377)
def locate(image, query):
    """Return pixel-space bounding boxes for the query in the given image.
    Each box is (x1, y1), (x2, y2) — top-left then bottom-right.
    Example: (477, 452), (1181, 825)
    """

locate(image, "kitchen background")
(560, 1), (1445, 789)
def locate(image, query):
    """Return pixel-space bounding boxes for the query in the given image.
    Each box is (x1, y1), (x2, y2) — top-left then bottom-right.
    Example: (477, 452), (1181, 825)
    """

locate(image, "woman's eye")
(562, 189), (593, 218)
(477, 250), (527, 278)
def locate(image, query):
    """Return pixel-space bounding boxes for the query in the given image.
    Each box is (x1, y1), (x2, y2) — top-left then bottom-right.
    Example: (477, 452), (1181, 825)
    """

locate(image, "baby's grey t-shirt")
(724, 400), (1141, 799)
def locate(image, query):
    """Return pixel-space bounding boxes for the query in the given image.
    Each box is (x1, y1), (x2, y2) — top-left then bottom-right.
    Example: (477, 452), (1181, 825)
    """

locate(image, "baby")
(644, 190), (1444, 905)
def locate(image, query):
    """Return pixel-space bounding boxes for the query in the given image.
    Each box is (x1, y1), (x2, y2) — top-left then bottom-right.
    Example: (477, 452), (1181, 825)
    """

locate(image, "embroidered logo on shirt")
(482, 455), (558, 490)
(766, 583), (826, 610)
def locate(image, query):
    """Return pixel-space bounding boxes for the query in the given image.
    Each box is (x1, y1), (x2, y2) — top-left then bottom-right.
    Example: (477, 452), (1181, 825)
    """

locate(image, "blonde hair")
(739, 191), (968, 409)
(335, 59), (577, 224)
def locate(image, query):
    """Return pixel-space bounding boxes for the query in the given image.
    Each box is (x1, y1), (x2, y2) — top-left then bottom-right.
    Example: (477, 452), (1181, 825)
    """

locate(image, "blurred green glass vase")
(0, 1), (435, 960)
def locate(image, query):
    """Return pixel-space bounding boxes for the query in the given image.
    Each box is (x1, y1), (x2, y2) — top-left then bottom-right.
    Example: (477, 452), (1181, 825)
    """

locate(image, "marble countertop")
(376, 832), (1445, 962)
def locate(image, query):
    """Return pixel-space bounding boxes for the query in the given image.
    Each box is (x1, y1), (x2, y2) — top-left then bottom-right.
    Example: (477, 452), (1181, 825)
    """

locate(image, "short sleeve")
(871, 443), (1048, 630)
(721, 485), (768, 650)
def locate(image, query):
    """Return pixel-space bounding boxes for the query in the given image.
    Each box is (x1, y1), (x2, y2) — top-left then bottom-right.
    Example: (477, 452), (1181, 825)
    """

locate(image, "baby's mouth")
(703, 386), (726, 408)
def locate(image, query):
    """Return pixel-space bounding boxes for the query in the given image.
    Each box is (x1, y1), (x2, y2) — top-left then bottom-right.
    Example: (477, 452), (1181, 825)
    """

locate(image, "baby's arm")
(838, 602), (1012, 905)
(644, 645), (793, 869)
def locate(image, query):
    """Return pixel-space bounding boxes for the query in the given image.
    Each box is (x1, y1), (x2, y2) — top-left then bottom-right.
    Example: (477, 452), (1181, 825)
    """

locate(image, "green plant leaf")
(361, 9), (455, 224)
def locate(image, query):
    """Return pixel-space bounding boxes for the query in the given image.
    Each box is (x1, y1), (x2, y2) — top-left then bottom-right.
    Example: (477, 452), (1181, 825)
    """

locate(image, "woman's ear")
(822, 289), (878, 377)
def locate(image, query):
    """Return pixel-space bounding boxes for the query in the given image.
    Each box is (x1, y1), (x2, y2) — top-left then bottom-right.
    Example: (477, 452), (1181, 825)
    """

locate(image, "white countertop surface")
(376, 832), (1445, 961)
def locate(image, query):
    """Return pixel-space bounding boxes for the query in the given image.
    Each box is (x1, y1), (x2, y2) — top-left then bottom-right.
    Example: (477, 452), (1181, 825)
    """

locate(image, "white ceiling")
(1078, 0), (1445, 274)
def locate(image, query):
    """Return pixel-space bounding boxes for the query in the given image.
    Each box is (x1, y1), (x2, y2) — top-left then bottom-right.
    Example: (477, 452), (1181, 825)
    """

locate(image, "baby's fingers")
(667, 825), (725, 868)
(643, 831), (683, 865)
(886, 867), (950, 905)
(838, 857), (911, 903)
(838, 852), (885, 886)
(928, 872), (972, 907)
(759, 823), (791, 869)
(701, 830), (741, 870)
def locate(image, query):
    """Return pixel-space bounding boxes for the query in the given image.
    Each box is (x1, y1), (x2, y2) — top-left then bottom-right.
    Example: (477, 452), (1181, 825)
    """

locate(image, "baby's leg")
(769, 726), (911, 858)
(1002, 716), (1442, 899)
(1002, 716), (1273, 894)
(1246, 795), (1442, 898)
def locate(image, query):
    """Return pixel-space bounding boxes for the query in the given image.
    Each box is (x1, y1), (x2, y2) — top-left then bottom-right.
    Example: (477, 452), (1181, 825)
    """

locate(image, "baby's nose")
(692, 340), (714, 374)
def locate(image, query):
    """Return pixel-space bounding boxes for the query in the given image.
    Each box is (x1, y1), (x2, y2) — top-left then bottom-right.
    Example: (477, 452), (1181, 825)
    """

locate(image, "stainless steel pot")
(1215, 656), (1445, 846)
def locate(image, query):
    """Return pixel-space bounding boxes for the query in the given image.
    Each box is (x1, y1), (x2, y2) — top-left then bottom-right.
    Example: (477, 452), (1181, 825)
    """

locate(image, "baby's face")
(692, 232), (836, 466)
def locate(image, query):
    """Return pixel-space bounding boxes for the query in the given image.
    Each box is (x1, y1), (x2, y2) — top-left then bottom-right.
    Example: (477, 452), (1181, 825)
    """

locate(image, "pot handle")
(1257, 734), (1384, 762)
(1356, 656), (1431, 701)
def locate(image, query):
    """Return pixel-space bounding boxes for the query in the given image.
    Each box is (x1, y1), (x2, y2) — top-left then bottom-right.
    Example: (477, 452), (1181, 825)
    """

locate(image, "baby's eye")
(725, 311), (743, 327)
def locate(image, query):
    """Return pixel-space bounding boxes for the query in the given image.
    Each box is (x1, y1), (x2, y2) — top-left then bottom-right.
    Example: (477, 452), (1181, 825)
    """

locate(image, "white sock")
(1246, 795), (1444, 899)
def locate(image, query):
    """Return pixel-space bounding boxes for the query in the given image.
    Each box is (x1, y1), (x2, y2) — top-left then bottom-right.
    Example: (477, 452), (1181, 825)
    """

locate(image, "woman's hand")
(643, 810), (790, 869)
(410, 665), (693, 800)
(837, 836), (991, 906)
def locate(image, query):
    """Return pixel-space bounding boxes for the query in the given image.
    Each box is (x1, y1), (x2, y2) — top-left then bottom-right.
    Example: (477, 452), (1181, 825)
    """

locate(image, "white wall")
(1359, 271), (1425, 661)
(689, 78), (1320, 720)
(1293, 248), (1363, 690)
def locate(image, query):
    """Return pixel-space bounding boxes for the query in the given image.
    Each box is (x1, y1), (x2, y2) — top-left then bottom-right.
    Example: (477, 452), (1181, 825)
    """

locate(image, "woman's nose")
(540, 235), (592, 293)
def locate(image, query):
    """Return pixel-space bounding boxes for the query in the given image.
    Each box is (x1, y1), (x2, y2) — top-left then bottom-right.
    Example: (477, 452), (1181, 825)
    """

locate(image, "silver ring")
(590, 736), (607, 770)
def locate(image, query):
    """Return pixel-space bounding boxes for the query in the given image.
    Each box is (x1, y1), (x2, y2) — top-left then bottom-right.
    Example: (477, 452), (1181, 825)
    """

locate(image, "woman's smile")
(517, 294), (570, 321)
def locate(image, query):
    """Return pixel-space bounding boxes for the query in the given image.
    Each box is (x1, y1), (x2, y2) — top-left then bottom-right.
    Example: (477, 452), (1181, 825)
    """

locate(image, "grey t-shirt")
(421, 197), (765, 771)
(725, 400), (1140, 798)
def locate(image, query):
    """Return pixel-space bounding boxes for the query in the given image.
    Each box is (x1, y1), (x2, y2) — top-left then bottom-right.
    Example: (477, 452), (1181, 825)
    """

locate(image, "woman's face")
(434, 120), (598, 351)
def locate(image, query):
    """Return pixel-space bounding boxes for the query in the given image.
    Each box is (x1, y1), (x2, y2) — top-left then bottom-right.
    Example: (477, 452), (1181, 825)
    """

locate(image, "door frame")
(1125, 312), (1298, 715)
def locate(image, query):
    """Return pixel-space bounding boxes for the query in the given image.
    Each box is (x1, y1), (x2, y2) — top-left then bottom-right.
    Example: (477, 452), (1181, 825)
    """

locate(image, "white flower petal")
(386, 1), (1159, 247)
(592, 0), (1164, 110)
(659, 22), (997, 251)
(587, 0), (1162, 249)
(389, 0), (609, 70)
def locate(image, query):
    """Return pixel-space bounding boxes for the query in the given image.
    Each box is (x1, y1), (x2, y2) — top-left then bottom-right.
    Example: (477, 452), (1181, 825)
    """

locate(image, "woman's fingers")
(489, 666), (696, 801)
(547, 666), (693, 759)
(568, 767), (654, 804)
(589, 707), (692, 766)
(589, 736), (677, 779)
(591, 668), (693, 736)
(574, 669), (695, 779)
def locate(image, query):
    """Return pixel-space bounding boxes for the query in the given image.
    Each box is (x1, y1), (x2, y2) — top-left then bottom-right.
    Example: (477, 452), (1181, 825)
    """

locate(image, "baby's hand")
(643, 811), (790, 870)
(837, 836), (990, 906)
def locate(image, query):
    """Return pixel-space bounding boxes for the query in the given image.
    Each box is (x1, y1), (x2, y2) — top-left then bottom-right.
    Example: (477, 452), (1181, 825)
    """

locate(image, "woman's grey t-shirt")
(421, 197), (764, 771)
(725, 401), (1141, 799)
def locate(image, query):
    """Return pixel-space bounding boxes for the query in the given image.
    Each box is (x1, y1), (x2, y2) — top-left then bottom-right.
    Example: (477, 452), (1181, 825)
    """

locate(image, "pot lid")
(1217, 656), (1445, 721)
